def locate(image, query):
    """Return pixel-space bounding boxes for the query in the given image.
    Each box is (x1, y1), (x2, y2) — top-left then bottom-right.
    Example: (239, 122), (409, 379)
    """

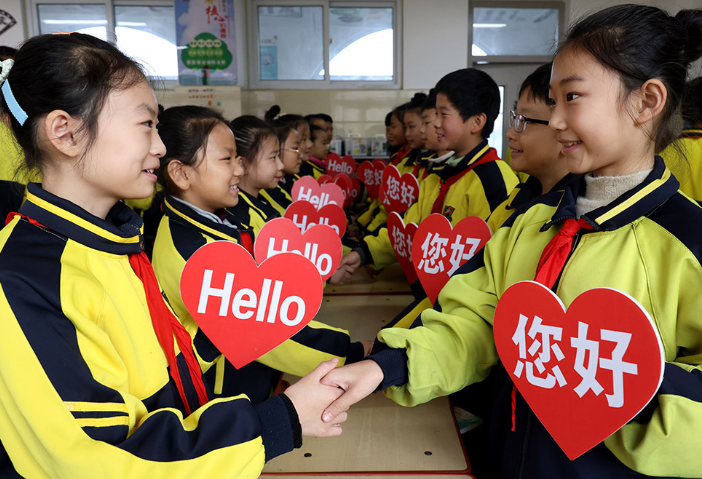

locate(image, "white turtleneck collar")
(575, 168), (652, 218)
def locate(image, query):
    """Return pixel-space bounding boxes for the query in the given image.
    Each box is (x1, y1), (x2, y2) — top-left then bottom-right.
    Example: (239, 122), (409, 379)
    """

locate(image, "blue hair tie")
(1, 79), (28, 126)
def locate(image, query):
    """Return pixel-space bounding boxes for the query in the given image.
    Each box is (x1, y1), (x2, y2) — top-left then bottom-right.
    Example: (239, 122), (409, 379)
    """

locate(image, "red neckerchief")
(7, 211), (209, 415)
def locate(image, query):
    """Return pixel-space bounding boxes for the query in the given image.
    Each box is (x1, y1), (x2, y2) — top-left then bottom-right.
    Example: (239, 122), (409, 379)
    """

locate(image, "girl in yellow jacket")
(152, 106), (367, 404)
(0, 33), (345, 478)
(321, 6), (702, 478)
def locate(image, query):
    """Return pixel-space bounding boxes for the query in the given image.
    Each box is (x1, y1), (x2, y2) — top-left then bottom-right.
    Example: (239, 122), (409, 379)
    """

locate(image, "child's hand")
(361, 339), (375, 356)
(328, 264), (354, 284)
(284, 358), (348, 437)
(340, 251), (362, 271)
(320, 360), (384, 423)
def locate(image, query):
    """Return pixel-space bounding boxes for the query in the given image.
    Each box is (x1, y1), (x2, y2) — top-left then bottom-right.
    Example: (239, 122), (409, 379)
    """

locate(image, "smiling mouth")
(563, 141), (582, 148)
(144, 169), (155, 174)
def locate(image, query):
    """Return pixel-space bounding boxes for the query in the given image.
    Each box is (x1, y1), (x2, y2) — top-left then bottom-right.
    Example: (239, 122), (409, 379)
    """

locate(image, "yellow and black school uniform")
(227, 189), (280, 236)
(299, 158), (326, 179)
(0, 184), (302, 477)
(0, 123), (39, 220)
(152, 196), (364, 404)
(370, 158), (702, 478)
(260, 174), (296, 216)
(360, 140), (519, 270)
(660, 128), (702, 203)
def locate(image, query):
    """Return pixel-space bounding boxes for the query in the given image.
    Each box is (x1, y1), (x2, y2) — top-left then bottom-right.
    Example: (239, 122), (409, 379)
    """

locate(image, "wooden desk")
(317, 294), (415, 341)
(262, 394), (472, 477)
(325, 263), (412, 296)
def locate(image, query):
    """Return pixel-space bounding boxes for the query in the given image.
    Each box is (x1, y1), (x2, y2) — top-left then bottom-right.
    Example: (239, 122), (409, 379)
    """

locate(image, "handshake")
(283, 358), (385, 438)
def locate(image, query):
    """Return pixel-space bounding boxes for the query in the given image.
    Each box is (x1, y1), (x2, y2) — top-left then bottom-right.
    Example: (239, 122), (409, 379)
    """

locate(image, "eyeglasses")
(509, 110), (550, 133)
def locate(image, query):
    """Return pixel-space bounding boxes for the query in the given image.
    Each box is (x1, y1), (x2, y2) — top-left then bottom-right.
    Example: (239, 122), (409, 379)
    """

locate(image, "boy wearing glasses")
(487, 63), (571, 232)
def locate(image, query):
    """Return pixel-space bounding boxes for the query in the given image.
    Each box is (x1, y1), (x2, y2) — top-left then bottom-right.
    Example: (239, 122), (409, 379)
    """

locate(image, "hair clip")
(1, 60), (28, 126)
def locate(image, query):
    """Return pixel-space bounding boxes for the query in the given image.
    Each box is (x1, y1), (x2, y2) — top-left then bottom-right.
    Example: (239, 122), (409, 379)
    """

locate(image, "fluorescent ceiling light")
(474, 23), (506, 28)
(42, 19), (107, 25)
(117, 21), (147, 27)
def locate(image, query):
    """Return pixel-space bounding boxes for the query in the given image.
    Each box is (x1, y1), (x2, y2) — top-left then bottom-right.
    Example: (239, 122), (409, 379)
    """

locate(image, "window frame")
(469, 0), (565, 65)
(247, 0), (400, 89)
(27, 0), (178, 88)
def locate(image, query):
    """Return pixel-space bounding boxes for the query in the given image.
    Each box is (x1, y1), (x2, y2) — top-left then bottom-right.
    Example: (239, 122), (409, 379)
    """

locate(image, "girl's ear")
(634, 79), (667, 126)
(468, 113), (488, 135)
(167, 160), (190, 190)
(44, 110), (84, 159)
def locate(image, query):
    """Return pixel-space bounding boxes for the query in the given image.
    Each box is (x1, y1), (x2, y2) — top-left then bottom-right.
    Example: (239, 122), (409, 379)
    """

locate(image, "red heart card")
(292, 176), (344, 210)
(254, 218), (342, 282)
(387, 211), (418, 284)
(317, 174), (333, 185)
(357, 159), (386, 199)
(327, 155), (357, 176)
(494, 281), (664, 460)
(379, 164), (420, 214)
(333, 173), (354, 209)
(284, 200), (347, 238)
(325, 153), (341, 166)
(349, 177), (361, 202)
(411, 214), (491, 303)
(181, 241), (324, 369)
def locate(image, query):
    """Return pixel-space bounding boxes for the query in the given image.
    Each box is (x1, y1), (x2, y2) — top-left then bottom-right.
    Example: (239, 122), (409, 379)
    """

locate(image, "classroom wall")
(5, 0), (699, 138)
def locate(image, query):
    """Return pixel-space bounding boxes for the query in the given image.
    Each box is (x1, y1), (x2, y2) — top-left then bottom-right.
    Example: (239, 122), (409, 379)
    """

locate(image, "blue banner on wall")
(175, 0), (237, 86)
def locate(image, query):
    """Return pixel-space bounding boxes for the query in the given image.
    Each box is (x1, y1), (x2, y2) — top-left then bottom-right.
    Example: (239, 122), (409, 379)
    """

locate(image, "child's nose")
(152, 130), (167, 157)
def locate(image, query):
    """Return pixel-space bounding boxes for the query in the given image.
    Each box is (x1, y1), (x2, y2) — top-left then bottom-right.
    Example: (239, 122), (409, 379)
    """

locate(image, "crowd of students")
(1, 3), (702, 478)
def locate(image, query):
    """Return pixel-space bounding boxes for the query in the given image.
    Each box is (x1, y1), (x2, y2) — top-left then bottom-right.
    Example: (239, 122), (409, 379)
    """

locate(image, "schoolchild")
(355, 103), (413, 232)
(317, 112), (334, 141)
(661, 76), (702, 203)
(350, 68), (519, 272)
(309, 124), (330, 165)
(152, 105), (367, 405)
(260, 119), (301, 214)
(226, 115), (285, 235)
(0, 33), (346, 477)
(419, 91), (455, 175)
(305, 113), (327, 134)
(321, 6), (702, 478)
(486, 63), (571, 232)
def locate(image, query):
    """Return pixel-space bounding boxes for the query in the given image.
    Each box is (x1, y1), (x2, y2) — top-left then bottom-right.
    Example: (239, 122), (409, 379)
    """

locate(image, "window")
(469, 1), (564, 64)
(29, 0), (177, 82)
(249, 0), (399, 89)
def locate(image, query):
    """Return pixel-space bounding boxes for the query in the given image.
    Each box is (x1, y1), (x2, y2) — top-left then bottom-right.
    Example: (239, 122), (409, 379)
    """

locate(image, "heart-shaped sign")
(357, 159), (386, 199)
(333, 173), (354, 209)
(325, 152), (341, 166)
(254, 218), (342, 282)
(494, 281), (664, 460)
(292, 176), (344, 210)
(379, 165), (420, 214)
(284, 200), (347, 237)
(349, 177), (361, 202)
(317, 174), (333, 185)
(181, 241), (324, 369)
(412, 214), (491, 303)
(327, 155), (357, 176)
(387, 211), (418, 284)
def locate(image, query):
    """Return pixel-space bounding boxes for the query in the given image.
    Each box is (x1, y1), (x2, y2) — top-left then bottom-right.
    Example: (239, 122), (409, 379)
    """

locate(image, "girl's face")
(507, 89), (567, 185)
(310, 132), (330, 160)
(281, 129), (302, 175)
(404, 110), (425, 149)
(421, 108), (441, 151)
(84, 81), (165, 211)
(185, 122), (244, 212)
(297, 122), (313, 161)
(549, 49), (652, 176)
(387, 113), (407, 147)
(246, 136), (284, 190)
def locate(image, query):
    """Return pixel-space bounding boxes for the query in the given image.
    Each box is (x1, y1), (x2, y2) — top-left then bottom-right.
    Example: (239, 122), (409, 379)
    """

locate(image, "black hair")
(305, 113), (324, 123)
(0, 33), (147, 173)
(0, 46), (18, 60)
(434, 68), (500, 139)
(391, 103), (407, 124)
(385, 111), (393, 127)
(230, 115), (277, 169)
(421, 89), (437, 112)
(310, 124), (326, 142)
(682, 77), (702, 127)
(155, 106), (228, 195)
(404, 92), (428, 121)
(518, 63), (552, 105)
(558, 5), (702, 154)
(316, 113), (333, 123)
